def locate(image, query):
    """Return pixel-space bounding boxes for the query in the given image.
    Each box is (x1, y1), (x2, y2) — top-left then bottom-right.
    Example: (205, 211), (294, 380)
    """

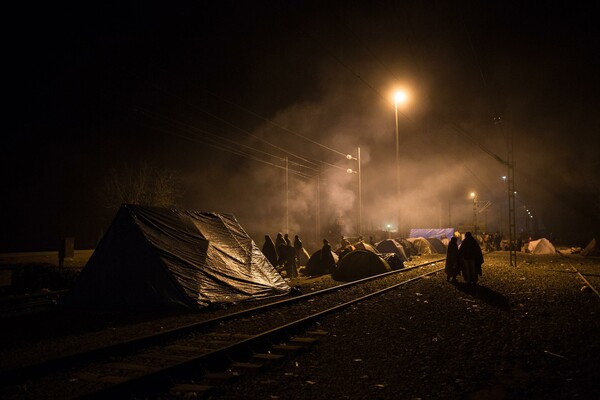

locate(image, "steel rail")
(572, 266), (600, 299)
(78, 266), (445, 399)
(0, 258), (445, 387)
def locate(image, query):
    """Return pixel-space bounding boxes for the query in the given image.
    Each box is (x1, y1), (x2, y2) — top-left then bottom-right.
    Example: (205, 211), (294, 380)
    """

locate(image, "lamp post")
(346, 147), (362, 236)
(394, 90), (407, 236)
(470, 192), (478, 235)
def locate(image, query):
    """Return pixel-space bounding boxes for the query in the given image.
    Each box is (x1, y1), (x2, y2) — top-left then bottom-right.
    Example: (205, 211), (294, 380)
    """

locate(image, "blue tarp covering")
(409, 228), (454, 240)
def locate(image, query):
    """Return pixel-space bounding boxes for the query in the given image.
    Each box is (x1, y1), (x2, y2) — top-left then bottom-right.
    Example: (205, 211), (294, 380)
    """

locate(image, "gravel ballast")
(207, 252), (599, 399)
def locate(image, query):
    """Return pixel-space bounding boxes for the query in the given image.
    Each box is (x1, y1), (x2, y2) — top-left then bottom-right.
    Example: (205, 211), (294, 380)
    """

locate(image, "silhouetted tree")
(99, 162), (183, 209)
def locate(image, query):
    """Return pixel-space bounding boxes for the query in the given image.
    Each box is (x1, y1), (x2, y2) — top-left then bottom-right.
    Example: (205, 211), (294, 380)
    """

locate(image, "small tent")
(397, 238), (417, 257)
(375, 239), (409, 262)
(407, 237), (436, 255)
(304, 249), (339, 276)
(527, 238), (557, 254)
(63, 205), (290, 310)
(297, 247), (311, 266)
(332, 250), (391, 281)
(427, 237), (447, 254)
(354, 241), (379, 254)
(582, 238), (600, 257)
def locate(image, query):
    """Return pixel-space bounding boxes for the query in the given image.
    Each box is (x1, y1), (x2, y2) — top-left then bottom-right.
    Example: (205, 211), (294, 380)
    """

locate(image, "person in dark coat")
(459, 231), (484, 284)
(320, 239), (337, 274)
(262, 235), (278, 268)
(293, 235), (303, 265)
(275, 232), (286, 269)
(280, 238), (297, 279)
(445, 236), (460, 283)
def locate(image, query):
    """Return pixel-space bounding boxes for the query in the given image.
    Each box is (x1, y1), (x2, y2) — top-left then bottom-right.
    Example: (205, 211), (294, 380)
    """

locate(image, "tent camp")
(582, 238), (600, 257)
(407, 237), (436, 255)
(375, 239), (409, 262)
(527, 238), (557, 254)
(332, 250), (391, 281)
(63, 204), (290, 310)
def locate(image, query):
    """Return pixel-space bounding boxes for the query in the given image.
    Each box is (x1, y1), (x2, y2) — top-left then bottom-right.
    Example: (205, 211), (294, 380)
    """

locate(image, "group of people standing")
(262, 233), (305, 279)
(445, 231), (484, 284)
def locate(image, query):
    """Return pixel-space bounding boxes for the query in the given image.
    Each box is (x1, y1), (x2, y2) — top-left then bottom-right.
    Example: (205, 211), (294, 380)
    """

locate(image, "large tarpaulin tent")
(63, 204), (290, 309)
(409, 228), (455, 240)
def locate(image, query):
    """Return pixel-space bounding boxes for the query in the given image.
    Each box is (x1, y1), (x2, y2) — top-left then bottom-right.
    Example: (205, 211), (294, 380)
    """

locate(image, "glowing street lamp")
(394, 90), (408, 236)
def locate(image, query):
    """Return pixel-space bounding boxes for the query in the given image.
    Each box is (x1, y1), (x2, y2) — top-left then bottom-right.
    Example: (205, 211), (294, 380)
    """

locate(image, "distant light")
(386, 224), (392, 229)
(502, 176), (507, 180)
(346, 168), (354, 174)
(470, 192), (476, 198)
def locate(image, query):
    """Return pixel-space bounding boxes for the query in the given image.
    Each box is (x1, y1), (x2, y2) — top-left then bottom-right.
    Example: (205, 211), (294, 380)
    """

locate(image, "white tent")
(527, 238), (556, 254)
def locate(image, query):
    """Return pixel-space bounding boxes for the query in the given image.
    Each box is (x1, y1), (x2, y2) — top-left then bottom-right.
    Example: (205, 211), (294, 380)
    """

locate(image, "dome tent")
(354, 241), (379, 254)
(407, 237), (436, 255)
(426, 237), (447, 254)
(527, 238), (557, 254)
(332, 250), (391, 282)
(375, 239), (409, 262)
(304, 249), (339, 277)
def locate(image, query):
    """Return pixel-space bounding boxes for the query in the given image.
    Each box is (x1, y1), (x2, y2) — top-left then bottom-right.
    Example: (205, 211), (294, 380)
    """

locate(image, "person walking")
(459, 231), (484, 284)
(445, 236), (460, 283)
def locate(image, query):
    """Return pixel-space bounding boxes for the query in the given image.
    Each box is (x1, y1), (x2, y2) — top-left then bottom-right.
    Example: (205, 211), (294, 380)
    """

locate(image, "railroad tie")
(230, 361), (264, 374)
(271, 344), (304, 352)
(72, 371), (129, 384)
(289, 336), (319, 345)
(169, 383), (213, 396)
(103, 362), (157, 373)
(201, 371), (238, 384)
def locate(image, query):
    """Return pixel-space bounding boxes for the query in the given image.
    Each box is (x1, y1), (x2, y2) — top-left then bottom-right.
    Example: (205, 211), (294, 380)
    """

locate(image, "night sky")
(4, 1), (600, 252)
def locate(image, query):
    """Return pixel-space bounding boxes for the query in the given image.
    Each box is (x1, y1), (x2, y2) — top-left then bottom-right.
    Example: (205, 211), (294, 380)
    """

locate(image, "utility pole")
(315, 169), (321, 245)
(285, 156), (289, 234)
(496, 116), (517, 267)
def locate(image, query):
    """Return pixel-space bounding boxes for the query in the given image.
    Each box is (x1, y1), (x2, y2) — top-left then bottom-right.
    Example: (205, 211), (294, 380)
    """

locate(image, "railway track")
(0, 258), (445, 399)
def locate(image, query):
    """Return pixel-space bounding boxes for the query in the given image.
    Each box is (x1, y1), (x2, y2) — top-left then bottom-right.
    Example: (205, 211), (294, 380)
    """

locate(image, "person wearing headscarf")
(293, 235), (304, 265)
(275, 232), (286, 269)
(445, 236), (460, 283)
(261, 235), (278, 268)
(458, 232), (484, 284)
(321, 239), (337, 274)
